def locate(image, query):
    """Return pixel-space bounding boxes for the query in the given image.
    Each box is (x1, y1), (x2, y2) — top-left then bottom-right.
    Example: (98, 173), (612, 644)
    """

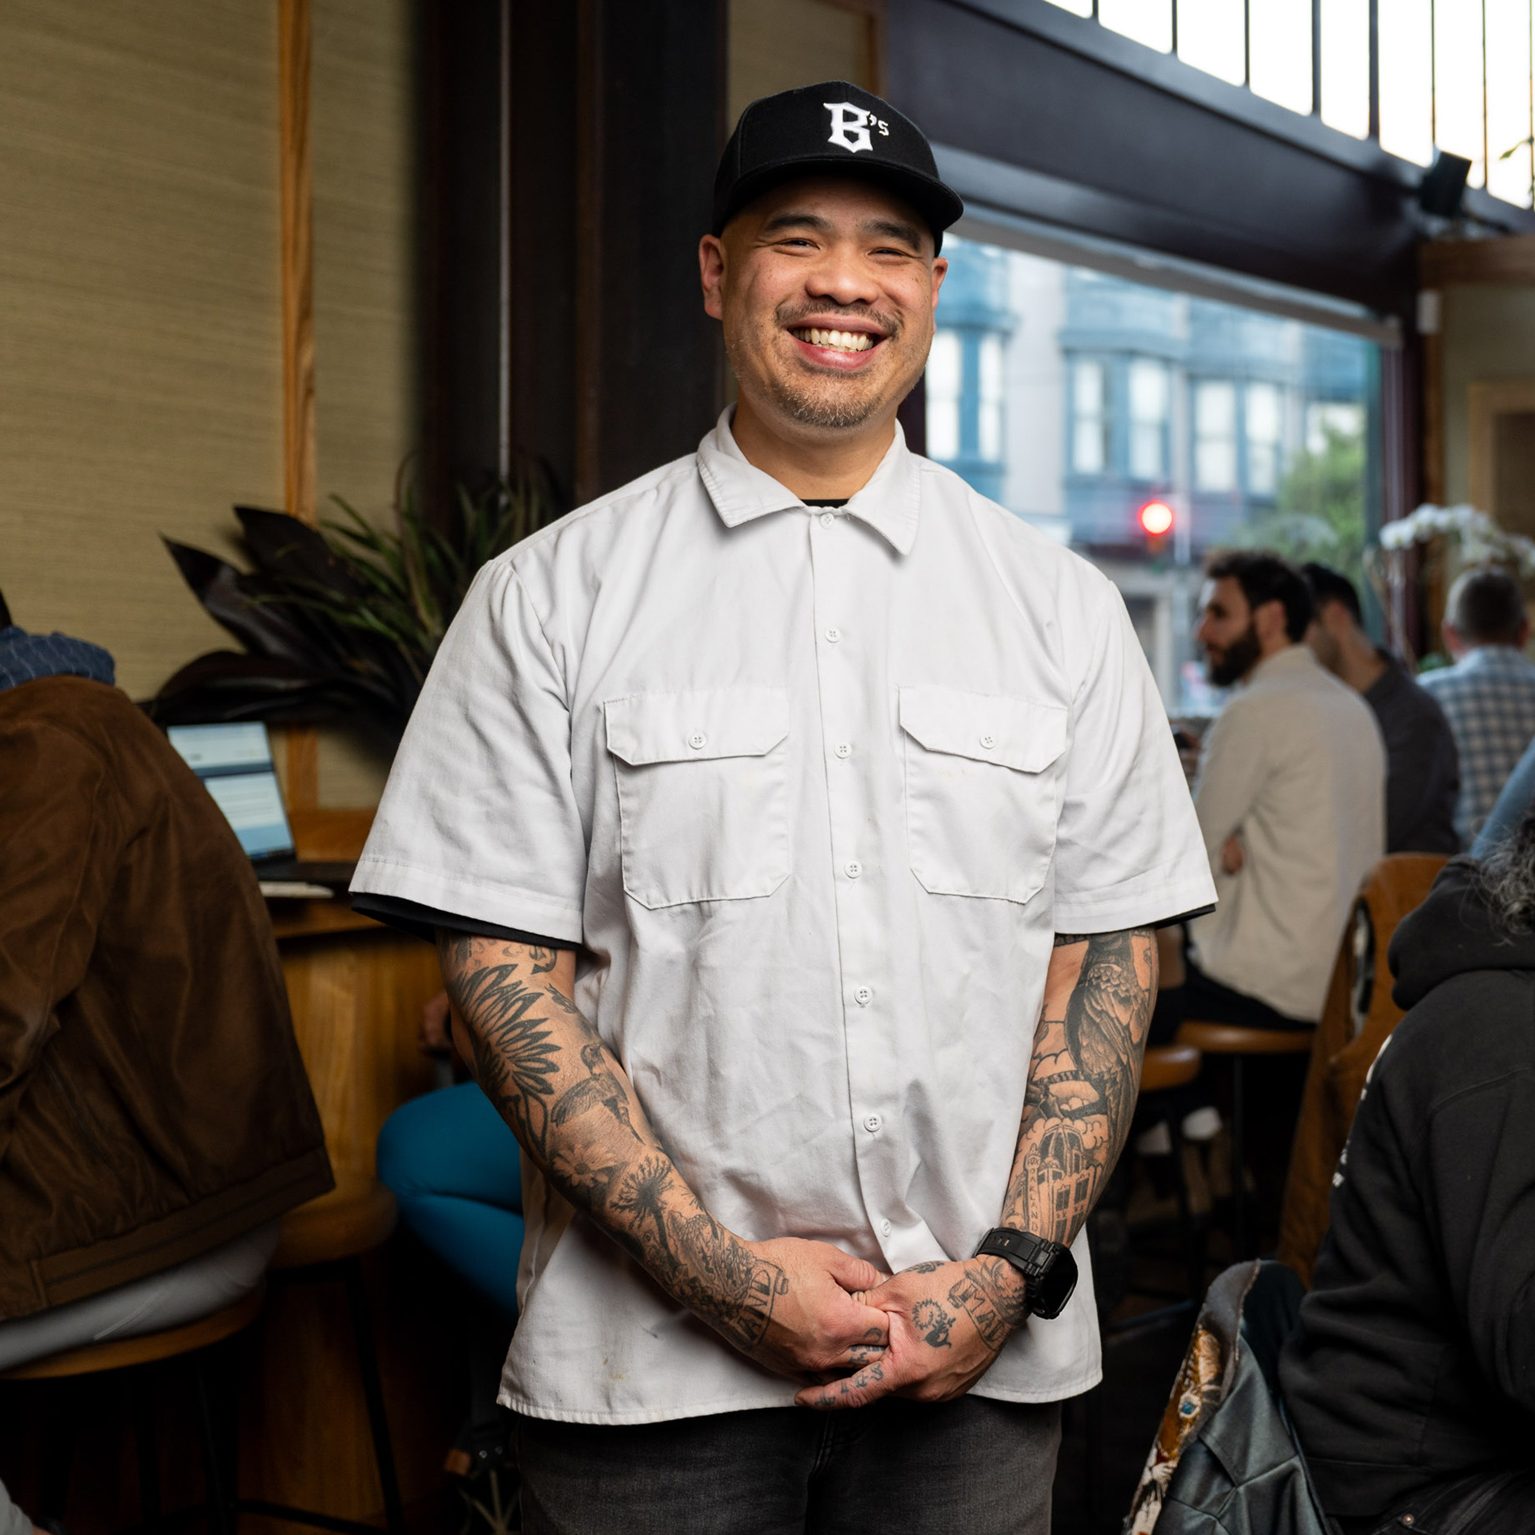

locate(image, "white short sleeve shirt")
(353, 408), (1216, 1424)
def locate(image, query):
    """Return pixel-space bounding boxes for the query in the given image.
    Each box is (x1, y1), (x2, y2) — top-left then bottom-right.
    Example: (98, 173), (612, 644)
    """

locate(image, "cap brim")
(715, 156), (964, 251)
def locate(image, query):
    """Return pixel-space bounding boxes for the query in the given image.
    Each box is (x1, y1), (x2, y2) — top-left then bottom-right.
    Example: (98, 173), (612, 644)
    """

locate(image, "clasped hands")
(735, 1238), (1026, 1414)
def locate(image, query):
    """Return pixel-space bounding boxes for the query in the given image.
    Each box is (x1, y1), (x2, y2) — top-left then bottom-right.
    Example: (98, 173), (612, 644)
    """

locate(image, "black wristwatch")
(972, 1228), (1078, 1320)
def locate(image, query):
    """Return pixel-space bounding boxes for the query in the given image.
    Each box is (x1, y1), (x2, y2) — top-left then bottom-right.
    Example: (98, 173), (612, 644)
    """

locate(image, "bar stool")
(1137, 1042), (1206, 1305)
(230, 1172), (405, 1535)
(1175, 1021), (1314, 1258)
(0, 1286), (266, 1534)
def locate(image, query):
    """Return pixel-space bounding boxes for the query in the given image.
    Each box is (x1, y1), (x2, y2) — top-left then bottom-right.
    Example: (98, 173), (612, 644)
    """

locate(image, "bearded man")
(1164, 550), (1385, 1036)
(352, 82), (1215, 1534)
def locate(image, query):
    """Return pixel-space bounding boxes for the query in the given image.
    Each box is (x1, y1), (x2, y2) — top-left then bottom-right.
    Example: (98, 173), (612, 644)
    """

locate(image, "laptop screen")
(167, 722), (296, 861)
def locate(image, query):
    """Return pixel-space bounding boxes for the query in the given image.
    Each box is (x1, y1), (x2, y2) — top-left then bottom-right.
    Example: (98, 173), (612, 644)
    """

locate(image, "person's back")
(1189, 648), (1385, 1023)
(0, 673), (332, 1317)
(1419, 565), (1535, 847)
(1281, 850), (1535, 1533)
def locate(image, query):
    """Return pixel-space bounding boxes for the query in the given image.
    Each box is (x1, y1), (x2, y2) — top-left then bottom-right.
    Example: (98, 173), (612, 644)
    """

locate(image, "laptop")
(166, 721), (356, 895)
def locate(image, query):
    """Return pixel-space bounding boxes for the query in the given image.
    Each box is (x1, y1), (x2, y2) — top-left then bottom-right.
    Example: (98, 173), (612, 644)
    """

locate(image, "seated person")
(1281, 821), (1535, 1534)
(1474, 725), (1535, 855)
(1155, 551), (1385, 1037)
(1302, 561), (1459, 855)
(0, 595), (332, 1535)
(1419, 564), (1535, 847)
(377, 991), (526, 1499)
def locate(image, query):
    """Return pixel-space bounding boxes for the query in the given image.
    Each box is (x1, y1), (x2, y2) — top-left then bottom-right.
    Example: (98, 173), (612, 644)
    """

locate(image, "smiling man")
(352, 82), (1214, 1533)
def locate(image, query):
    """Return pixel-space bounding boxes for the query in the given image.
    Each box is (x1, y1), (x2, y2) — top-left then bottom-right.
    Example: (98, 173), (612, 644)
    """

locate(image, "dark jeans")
(516, 1396), (1062, 1534)
(1334, 1467), (1535, 1535)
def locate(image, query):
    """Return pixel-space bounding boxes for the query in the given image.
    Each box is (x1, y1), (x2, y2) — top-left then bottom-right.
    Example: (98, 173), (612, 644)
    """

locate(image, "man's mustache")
(776, 302), (902, 338)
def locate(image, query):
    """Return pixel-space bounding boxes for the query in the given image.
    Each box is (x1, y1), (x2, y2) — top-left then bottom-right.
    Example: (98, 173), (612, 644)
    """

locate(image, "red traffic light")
(1138, 499), (1175, 537)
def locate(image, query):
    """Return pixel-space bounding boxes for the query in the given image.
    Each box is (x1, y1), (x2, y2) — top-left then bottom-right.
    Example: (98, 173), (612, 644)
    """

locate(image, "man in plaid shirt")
(1420, 566), (1535, 847)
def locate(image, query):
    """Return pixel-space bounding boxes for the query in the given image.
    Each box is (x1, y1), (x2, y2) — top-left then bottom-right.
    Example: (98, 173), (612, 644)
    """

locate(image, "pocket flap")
(899, 686), (1067, 773)
(605, 686), (790, 766)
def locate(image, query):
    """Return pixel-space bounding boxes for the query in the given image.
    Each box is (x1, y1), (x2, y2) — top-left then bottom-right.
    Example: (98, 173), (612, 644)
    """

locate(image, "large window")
(925, 231), (1383, 712)
(1044, 0), (1535, 208)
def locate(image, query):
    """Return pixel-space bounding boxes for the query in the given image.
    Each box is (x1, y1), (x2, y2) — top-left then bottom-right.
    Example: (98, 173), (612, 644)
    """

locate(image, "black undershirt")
(349, 892), (575, 952)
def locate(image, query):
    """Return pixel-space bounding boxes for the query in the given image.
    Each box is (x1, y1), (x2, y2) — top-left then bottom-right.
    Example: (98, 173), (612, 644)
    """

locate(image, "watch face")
(1033, 1247), (1078, 1319)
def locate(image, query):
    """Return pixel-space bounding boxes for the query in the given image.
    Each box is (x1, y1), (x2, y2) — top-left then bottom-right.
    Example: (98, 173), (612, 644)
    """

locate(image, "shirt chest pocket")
(604, 686), (792, 910)
(899, 686), (1068, 905)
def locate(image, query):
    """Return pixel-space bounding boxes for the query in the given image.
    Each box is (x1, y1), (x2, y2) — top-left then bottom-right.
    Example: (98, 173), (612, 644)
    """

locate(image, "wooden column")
(279, 0), (319, 811)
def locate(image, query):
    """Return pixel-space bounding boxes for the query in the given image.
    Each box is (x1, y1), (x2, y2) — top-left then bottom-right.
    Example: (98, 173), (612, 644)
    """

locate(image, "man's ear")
(1442, 621), (1464, 658)
(1256, 597), (1289, 649)
(699, 234), (726, 321)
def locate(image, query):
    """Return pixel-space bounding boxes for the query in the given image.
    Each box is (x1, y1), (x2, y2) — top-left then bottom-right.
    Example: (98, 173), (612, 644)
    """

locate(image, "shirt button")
(819, 512), (836, 529)
(863, 1115), (882, 1134)
(824, 627), (842, 644)
(834, 742), (853, 759)
(980, 733), (997, 750)
(854, 985), (873, 1005)
(880, 1219), (892, 1237)
(845, 860), (863, 879)
(687, 732), (708, 750)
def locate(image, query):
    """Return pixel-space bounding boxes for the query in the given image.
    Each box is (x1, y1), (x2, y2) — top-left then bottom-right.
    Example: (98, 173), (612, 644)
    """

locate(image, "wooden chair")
(228, 1172), (405, 1535)
(1, 1286), (266, 1534)
(1276, 852), (1449, 1285)
(1174, 1020), (1315, 1259)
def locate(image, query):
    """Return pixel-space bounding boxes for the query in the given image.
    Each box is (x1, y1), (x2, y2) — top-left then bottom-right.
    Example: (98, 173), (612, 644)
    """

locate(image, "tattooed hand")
(796, 1256), (1026, 1411)
(731, 1237), (892, 1380)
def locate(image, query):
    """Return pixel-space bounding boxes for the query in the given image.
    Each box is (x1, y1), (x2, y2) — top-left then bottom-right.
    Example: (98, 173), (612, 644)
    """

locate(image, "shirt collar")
(1457, 644), (1531, 672)
(1247, 644), (1316, 684)
(0, 625), (116, 694)
(696, 406), (921, 556)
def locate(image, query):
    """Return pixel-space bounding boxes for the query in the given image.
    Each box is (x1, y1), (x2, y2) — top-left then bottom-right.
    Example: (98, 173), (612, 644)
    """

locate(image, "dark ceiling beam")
(887, 0), (1533, 320)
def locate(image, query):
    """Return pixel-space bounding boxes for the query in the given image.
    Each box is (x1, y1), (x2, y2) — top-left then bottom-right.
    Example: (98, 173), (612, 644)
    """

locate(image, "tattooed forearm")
(1000, 928), (1157, 1247)
(437, 931), (786, 1350)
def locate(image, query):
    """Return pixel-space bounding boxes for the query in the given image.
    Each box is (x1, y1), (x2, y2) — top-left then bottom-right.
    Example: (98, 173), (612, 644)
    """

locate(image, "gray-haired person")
(1419, 566), (1535, 847)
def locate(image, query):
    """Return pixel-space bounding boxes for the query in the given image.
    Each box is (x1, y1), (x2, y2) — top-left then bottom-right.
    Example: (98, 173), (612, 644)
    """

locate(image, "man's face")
(699, 176), (947, 439)
(1196, 576), (1263, 687)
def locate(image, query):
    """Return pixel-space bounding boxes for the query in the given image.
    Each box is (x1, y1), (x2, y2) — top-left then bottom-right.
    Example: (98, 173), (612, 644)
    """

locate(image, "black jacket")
(1279, 861), (1535, 1521)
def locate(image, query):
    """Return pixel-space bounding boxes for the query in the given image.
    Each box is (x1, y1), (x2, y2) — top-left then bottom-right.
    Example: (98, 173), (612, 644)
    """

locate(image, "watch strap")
(972, 1227), (1076, 1319)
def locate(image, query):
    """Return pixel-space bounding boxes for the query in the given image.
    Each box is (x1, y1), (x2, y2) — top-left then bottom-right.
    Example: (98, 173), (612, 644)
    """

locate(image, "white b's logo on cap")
(824, 101), (888, 154)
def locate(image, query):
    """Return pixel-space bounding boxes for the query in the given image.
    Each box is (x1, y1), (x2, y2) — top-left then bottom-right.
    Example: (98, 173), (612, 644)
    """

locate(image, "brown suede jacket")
(0, 677), (333, 1319)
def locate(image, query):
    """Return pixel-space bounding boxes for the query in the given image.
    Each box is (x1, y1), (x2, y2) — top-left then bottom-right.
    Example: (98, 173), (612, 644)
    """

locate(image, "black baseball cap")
(712, 82), (964, 253)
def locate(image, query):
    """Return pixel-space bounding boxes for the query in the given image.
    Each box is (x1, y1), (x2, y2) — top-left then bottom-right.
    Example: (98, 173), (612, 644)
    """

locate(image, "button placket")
(806, 509), (895, 1242)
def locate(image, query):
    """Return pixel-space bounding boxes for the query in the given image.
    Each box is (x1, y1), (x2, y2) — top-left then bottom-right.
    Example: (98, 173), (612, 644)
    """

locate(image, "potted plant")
(148, 464), (558, 742)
